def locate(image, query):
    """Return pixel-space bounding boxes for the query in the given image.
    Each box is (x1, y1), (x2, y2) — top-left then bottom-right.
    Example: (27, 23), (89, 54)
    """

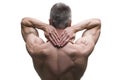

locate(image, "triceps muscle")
(21, 25), (39, 42)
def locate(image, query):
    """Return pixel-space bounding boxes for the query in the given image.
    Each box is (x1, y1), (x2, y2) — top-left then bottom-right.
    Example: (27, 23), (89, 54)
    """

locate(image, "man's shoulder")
(39, 41), (93, 57)
(63, 41), (94, 57)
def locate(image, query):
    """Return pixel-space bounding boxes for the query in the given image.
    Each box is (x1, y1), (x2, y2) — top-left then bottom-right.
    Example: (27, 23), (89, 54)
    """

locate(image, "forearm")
(72, 18), (101, 33)
(21, 17), (48, 31)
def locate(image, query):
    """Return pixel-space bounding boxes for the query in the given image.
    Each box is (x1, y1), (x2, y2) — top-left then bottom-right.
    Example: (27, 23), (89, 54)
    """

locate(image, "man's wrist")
(71, 26), (78, 33)
(43, 25), (48, 32)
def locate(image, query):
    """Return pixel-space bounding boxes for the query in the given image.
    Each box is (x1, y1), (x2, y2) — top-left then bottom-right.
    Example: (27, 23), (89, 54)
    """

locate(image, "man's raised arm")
(60, 18), (101, 46)
(21, 17), (59, 46)
(73, 18), (101, 44)
(21, 17), (45, 42)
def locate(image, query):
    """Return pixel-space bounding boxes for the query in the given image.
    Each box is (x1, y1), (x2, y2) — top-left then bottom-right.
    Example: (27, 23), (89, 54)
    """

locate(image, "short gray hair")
(50, 3), (71, 29)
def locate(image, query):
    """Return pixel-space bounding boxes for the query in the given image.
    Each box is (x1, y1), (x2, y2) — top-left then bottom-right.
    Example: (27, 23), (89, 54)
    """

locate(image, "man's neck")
(56, 29), (64, 35)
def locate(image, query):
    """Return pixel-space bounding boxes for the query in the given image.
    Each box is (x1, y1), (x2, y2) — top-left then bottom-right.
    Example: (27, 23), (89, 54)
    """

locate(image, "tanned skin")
(21, 17), (101, 80)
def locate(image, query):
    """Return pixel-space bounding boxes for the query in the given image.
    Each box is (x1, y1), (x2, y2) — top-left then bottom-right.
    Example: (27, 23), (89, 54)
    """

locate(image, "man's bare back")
(28, 41), (92, 80)
(21, 2), (101, 80)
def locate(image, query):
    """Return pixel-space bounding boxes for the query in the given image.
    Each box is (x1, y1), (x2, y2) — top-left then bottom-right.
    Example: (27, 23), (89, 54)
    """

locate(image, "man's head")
(49, 3), (71, 29)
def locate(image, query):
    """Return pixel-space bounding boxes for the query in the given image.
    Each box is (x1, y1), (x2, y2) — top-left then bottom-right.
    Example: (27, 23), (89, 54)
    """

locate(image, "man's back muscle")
(21, 17), (101, 80)
(28, 42), (89, 80)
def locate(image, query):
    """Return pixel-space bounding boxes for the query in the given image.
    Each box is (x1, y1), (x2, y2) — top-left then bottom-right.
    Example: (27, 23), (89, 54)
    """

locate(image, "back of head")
(50, 3), (71, 29)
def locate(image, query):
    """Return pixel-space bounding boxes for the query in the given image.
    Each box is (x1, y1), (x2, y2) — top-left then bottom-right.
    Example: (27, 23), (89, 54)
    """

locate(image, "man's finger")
(60, 31), (65, 38)
(49, 35), (57, 46)
(50, 33), (59, 46)
(61, 38), (70, 47)
(60, 31), (67, 42)
(52, 31), (60, 44)
(61, 36), (70, 46)
(60, 34), (69, 46)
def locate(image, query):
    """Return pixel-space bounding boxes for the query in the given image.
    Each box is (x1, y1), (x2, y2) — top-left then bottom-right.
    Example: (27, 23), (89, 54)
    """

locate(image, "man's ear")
(49, 19), (52, 25)
(68, 20), (72, 27)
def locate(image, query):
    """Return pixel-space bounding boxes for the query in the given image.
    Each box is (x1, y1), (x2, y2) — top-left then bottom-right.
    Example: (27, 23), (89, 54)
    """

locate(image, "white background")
(0, 0), (120, 80)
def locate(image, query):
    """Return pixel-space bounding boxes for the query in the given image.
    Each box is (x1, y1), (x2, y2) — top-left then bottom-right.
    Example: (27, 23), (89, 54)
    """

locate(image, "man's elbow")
(21, 17), (32, 27)
(21, 17), (28, 25)
(96, 18), (101, 26)
(93, 18), (101, 28)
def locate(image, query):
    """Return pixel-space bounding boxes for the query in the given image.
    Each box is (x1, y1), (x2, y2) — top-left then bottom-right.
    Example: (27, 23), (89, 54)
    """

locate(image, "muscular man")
(21, 3), (101, 80)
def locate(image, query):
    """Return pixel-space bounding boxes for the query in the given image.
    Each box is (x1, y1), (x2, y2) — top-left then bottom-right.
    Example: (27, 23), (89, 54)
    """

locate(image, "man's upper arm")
(25, 33), (44, 54)
(82, 25), (101, 44)
(75, 24), (101, 55)
(21, 21), (44, 54)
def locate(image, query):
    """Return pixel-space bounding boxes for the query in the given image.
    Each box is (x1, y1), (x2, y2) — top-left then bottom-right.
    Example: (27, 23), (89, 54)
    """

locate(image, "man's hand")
(44, 25), (60, 47)
(44, 26), (75, 48)
(59, 27), (75, 47)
